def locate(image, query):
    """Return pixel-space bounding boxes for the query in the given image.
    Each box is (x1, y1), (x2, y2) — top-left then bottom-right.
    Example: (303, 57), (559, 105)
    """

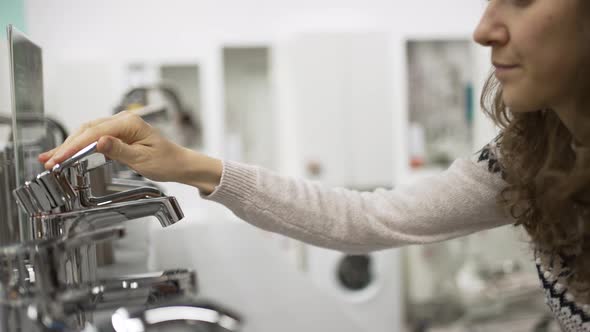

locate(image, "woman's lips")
(494, 63), (520, 79)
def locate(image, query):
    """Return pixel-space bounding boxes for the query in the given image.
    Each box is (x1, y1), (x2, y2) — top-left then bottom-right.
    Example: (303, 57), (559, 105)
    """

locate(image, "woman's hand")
(39, 111), (222, 194)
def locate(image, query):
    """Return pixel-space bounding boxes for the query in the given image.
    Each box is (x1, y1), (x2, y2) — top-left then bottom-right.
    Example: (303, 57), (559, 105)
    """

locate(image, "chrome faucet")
(6, 141), (243, 332)
(0, 226), (127, 332)
(7, 142), (187, 331)
(0, 232), (200, 332)
(57, 269), (197, 313)
(11, 141), (184, 291)
(12, 142), (184, 240)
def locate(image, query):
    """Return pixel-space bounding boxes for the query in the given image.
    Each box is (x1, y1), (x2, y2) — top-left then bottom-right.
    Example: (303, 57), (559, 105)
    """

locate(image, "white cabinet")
(223, 47), (275, 170)
(275, 32), (394, 189)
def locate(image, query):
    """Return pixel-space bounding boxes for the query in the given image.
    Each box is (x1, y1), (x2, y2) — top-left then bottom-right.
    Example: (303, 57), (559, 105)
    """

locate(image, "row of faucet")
(0, 115), (242, 331)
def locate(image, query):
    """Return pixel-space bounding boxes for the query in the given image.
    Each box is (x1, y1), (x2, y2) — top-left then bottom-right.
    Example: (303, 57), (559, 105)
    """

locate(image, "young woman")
(41, 0), (590, 329)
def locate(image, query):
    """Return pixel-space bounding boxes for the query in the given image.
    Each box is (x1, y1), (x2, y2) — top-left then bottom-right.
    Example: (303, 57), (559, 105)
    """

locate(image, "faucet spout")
(34, 196), (183, 239)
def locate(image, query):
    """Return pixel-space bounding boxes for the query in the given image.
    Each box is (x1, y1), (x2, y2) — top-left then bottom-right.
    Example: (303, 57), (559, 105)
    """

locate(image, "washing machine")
(303, 244), (404, 332)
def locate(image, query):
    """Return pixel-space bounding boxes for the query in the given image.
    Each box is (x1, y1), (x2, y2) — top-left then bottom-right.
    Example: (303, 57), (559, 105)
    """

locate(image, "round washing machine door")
(306, 247), (400, 303)
(337, 254), (374, 291)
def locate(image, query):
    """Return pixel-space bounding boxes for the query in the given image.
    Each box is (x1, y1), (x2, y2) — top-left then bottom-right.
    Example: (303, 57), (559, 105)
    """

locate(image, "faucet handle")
(53, 142), (107, 173)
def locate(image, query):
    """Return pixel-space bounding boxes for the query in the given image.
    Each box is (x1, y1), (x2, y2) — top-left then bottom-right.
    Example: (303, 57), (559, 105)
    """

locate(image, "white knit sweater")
(203, 142), (590, 331)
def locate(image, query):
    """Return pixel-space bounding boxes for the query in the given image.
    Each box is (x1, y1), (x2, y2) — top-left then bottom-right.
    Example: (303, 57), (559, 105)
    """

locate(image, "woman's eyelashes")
(512, 0), (533, 7)
(484, 0), (533, 7)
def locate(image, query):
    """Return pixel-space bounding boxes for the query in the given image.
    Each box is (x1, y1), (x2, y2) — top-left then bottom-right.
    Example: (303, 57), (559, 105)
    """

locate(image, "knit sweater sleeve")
(201, 144), (513, 253)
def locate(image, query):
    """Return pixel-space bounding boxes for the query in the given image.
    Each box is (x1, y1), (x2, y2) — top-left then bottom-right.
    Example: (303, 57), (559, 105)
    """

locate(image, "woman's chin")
(502, 96), (543, 113)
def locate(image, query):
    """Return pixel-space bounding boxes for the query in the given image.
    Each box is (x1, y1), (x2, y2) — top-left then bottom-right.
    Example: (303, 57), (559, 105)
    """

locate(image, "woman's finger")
(40, 116), (112, 162)
(44, 112), (150, 169)
(39, 147), (58, 163)
(96, 136), (141, 165)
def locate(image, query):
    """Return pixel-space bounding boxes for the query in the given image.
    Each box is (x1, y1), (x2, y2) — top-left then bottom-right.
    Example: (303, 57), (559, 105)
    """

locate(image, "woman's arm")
(200, 147), (512, 254)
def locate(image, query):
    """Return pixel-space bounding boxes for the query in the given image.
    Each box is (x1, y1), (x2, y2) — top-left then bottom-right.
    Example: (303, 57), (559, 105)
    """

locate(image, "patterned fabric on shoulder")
(474, 134), (505, 178)
(535, 250), (590, 332)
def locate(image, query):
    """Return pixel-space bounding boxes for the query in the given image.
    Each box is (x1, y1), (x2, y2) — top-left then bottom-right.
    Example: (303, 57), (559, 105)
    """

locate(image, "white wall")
(26, 0), (487, 56)
(24, 0), (495, 159)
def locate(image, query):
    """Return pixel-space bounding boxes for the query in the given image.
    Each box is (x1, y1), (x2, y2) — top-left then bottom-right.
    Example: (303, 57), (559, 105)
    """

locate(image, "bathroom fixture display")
(2, 24), (242, 332)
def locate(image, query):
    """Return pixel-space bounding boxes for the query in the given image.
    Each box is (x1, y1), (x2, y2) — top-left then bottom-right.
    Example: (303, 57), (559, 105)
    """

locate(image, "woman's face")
(473, 0), (589, 113)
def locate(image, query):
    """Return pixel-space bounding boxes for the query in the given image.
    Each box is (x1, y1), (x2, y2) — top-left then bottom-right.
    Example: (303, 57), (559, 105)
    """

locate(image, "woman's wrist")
(178, 147), (223, 195)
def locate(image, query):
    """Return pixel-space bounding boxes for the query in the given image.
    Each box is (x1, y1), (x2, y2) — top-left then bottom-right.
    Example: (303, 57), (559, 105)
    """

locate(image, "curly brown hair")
(481, 72), (590, 302)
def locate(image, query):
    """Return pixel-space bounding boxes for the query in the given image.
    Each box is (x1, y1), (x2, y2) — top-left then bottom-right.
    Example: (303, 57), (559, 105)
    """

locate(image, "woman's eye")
(511, 0), (533, 6)
(484, 0), (533, 6)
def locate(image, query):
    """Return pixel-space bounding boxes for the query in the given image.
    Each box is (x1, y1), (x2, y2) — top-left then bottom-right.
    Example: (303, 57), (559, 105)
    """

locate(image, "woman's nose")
(473, 6), (509, 47)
